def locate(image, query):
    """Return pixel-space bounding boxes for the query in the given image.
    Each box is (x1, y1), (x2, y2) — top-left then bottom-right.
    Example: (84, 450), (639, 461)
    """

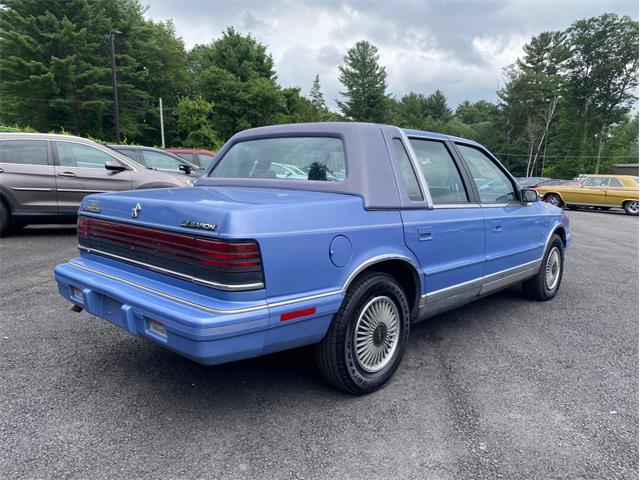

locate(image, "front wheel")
(315, 271), (411, 395)
(624, 201), (639, 216)
(522, 234), (564, 301)
(0, 202), (10, 238)
(544, 193), (563, 208)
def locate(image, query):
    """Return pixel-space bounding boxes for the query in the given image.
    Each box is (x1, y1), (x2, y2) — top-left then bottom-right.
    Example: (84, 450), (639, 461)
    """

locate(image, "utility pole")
(159, 97), (165, 148)
(109, 30), (122, 143)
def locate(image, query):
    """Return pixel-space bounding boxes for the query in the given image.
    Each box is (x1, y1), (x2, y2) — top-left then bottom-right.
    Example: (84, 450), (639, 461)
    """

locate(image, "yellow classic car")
(537, 174), (639, 215)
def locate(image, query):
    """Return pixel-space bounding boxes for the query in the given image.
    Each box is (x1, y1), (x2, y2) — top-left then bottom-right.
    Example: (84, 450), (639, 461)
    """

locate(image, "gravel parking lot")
(0, 210), (637, 480)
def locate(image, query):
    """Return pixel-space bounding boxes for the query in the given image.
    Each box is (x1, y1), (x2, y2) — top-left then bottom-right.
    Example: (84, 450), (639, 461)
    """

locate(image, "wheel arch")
(342, 255), (422, 316)
(542, 191), (565, 203)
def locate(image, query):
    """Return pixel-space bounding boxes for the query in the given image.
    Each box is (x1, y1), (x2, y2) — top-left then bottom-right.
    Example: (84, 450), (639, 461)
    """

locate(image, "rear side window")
(0, 140), (48, 165)
(175, 152), (194, 162)
(210, 137), (345, 182)
(392, 139), (422, 201)
(409, 138), (468, 204)
(456, 144), (515, 203)
(56, 142), (118, 169)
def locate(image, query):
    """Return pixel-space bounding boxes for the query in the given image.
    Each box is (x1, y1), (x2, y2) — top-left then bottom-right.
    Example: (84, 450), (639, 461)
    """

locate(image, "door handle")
(0, 167), (4, 173)
(493, 221), (502, 233)
(418, 229), (432, 241)
(57, 171), (76, 177)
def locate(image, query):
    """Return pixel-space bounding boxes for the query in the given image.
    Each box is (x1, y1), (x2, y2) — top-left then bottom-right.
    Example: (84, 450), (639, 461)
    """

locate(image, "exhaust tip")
(71, 304), (83, 313)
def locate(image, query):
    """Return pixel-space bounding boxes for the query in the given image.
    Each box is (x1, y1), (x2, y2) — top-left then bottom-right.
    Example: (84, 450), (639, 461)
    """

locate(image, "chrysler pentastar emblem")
(180, 220), (217, 231)
(131, 203), (141, 218)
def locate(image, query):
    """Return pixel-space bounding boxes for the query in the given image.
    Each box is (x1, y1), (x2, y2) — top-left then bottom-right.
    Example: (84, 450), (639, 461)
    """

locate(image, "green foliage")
(0, 5), (636, 177)
(337, 41), (389, 122)
(174, 96), (220, 150)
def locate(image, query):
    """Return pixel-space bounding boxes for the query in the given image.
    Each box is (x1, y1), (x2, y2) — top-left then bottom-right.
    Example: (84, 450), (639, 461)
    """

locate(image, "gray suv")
(0, 133), (194, 236)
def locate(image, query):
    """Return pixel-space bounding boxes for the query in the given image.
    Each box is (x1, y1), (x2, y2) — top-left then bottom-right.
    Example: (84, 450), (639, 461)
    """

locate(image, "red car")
(167, 148), (216, 169)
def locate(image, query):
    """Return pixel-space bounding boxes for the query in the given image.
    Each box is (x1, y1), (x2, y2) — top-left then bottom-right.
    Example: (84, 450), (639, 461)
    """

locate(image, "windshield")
(209, 137), (346, 182)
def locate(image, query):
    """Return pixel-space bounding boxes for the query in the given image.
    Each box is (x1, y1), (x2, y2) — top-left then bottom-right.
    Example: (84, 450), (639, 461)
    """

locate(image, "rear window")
(209, 137), (346, 182)
(0, 140), (48, 165)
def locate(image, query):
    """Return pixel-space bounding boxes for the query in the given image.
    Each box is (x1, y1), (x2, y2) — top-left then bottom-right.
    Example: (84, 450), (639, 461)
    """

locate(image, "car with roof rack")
(53, 122), (571, 394)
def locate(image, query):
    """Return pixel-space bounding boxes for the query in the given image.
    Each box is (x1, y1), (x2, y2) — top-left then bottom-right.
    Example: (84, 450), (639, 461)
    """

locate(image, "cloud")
(144, 0), (638, 109)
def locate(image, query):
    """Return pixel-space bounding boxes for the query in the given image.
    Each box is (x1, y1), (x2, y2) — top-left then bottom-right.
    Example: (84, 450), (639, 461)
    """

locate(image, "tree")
(337, 41), (388, 122)
(0, 0), (189, 144)
(424, 90), (452, 122)
(564, 14), (638, 173)
(309, 74), (327, 112)
(455, 100), (499, 124)
(174, 96), (220, 149)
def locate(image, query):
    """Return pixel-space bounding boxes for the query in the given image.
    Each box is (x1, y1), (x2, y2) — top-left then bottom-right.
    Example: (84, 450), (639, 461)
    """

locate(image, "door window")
(56, 142), (118, 169)
(409, 139), (468, 204)
(392, 139), (423, 201)
(607, 177), (623, 187)
(0, 140), (48, 165)
(198, 153), (216, 168)
(456, 144), (515, 203)
(142, 150), (183, 170)
(582, 176), (609, 187)
(175, 152), (194, 162)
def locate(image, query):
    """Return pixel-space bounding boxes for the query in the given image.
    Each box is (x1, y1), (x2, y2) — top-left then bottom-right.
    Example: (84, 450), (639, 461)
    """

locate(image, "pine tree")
(309, 74), (327, 112)
(337, 41), (388, 122)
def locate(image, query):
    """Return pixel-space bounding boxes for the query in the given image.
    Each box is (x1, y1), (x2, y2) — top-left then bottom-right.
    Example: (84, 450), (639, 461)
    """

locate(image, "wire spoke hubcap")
(354, 296), (400, 373)
(545, 247), (561, 291)
(628, 201), (639, 214)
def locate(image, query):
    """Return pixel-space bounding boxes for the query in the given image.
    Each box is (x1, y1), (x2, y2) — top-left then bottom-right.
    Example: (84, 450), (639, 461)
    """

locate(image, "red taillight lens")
(77, 216), (264, 290)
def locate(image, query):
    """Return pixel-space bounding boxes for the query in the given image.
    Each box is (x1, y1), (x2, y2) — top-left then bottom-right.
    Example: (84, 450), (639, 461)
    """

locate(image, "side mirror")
(178, 164), (192, 175)
(105, 160), (127, 172)
(521, 188), (539, 203)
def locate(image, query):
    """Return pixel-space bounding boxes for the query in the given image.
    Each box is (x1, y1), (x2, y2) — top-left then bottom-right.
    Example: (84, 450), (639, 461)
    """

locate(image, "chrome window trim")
(79, 245), (264, 291)
(398, 129), (434, 209)
(433, 203), (482, 209)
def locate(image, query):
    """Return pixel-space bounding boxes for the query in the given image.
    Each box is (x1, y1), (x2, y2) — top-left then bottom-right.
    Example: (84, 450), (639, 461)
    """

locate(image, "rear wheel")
(624, 201), (639, 216)
(315, 271), (410, 395)
(0, 202), (10, 237)
(544, 193), (563, 208)
(522, 234), (564, 301)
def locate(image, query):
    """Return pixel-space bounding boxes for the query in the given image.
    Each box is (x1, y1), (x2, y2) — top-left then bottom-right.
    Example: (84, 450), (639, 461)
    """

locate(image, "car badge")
(180, 220), (217, 231)
(82, 200), (101, 214)
(131, 203), (141, 218)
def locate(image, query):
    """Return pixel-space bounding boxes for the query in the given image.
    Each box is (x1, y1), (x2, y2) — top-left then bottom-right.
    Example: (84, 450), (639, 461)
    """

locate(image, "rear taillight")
(77, 216), (264, 290)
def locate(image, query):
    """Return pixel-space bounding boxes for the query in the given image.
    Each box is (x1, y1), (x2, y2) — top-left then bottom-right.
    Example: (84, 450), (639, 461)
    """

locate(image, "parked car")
(536, 174), (639, 215)
(167, 148), (217, 169)
(109, 145), (202, 176)
(516, 177), (575, 188)
(54, 123), (571, 394)
(0, 133), (195, 236)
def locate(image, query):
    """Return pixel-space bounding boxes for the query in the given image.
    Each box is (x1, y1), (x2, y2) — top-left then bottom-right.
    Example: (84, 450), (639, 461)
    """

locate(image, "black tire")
(522, 234), (564, 301)
(544, 193), (563, 208)
(315, 271), (411, 395)
(623, 200), (639, 216)
(0, 201), (10, 238)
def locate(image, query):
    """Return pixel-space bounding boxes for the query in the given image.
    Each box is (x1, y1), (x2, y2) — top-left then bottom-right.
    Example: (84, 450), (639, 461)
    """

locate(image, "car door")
(0, 138), (57, 214)
(571, 176), (608, 205)
(455, 143), (543, 288)
(53, 140), (133, 214)
(393, 135), (486, 316)
(604, 176), (626, 206)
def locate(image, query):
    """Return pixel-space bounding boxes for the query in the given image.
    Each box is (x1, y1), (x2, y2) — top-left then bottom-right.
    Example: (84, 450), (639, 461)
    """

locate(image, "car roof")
(582, 174), (637, 178)
(0, 132), (95, 143)
(109, 144), (164, 152)
(167, 148), (216, 154)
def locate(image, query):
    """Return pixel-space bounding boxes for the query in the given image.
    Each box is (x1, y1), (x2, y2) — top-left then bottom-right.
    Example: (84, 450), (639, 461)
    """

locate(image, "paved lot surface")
(0, 210), (637, 479)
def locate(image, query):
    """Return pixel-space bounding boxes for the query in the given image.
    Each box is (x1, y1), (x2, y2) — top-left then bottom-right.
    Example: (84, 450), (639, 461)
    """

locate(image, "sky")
(143, 0), (638, 110)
